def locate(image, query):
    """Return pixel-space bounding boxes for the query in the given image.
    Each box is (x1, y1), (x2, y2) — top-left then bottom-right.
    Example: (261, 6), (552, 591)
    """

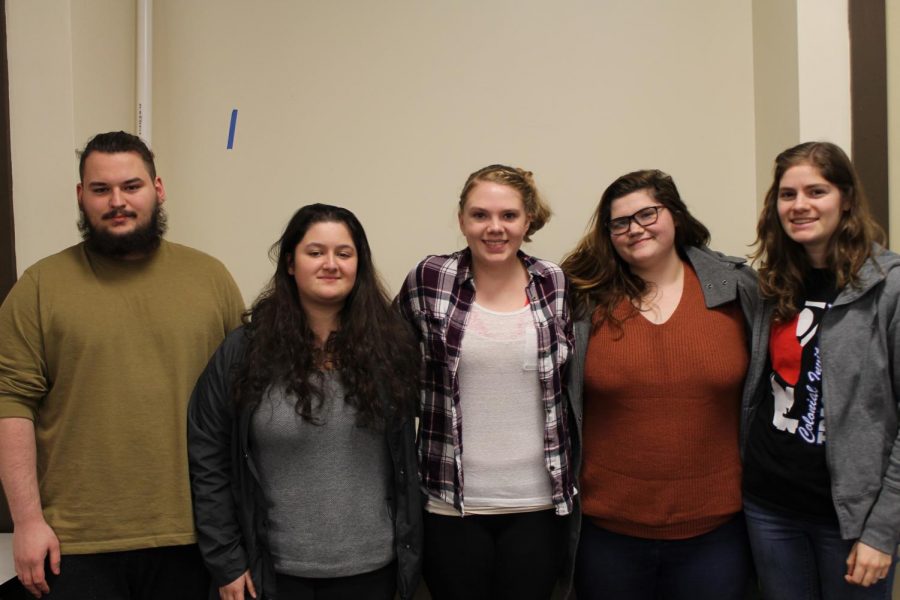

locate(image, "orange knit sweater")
(580, 265), (747, 540)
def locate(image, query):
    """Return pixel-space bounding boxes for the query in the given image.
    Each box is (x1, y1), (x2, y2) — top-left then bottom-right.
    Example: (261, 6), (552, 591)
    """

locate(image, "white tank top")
(447, 302), (553, 513)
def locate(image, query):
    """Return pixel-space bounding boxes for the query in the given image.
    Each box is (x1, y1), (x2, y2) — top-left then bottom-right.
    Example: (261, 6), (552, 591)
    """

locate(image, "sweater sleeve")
(0, 271), (47, 420)
(859, 271), (900, 554)
(187, 328), (250, 586)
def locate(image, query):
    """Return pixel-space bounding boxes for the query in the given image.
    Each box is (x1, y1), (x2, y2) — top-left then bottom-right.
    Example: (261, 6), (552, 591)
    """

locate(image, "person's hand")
(845, 541), (893, 587)
(13, 517), (60, 598)
(219, 570), (257, 600)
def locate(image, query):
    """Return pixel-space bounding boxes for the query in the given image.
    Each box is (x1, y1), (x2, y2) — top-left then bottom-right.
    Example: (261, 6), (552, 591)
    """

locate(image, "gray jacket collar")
(684, 245), (748, 309)
(832, 247), (899, 306)
(575, 245), (751, 323)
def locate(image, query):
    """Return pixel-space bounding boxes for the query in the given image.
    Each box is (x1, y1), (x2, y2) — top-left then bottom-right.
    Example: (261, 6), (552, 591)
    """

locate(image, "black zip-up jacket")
(187, 327), (423, 599)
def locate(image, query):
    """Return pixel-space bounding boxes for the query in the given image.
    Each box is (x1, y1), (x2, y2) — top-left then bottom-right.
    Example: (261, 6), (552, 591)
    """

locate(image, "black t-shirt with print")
(743, 269), (839, 521)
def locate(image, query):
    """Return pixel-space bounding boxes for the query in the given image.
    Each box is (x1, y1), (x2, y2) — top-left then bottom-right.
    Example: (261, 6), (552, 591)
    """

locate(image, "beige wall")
(6, 2), (899, 591)
(7, 2), (873, 302)
(796, 0), (851, 149)
(71, 0), (135, 144)
(14, 1), (852, 304)
(7, 0), (134, 276)
(752, 0), (854, 218)
(147, 1), (758, 302)
(7, 1), (79, 274)
(889, 0), (900, 250)
(752, 0), (800, 213)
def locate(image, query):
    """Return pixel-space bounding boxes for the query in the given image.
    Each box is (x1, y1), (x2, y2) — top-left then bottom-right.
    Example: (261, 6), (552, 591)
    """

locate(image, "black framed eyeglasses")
(607, 206), (666, 235)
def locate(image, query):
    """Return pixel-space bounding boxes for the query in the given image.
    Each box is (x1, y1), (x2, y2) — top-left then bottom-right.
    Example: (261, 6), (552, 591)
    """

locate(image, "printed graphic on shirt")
(768, 300), (829, 445)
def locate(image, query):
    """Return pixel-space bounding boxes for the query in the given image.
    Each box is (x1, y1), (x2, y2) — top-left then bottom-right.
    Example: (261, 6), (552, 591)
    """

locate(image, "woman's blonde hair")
(459, 164), (551, 242)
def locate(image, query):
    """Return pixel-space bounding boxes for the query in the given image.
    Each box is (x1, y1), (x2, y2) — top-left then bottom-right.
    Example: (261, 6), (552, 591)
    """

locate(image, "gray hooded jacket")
(741, 247), (900, 555)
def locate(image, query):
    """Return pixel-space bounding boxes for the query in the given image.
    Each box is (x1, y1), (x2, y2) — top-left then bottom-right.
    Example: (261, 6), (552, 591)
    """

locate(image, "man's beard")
(78, 202), (168, 258)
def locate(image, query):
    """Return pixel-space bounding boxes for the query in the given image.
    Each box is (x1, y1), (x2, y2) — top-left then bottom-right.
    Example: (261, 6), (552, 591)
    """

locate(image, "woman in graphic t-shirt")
(744, 141), (900, 598)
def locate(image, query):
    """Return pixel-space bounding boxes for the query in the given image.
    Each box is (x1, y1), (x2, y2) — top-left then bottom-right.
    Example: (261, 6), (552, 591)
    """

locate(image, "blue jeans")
(743, 498), (897, 600)
(574, 514), (753, 600)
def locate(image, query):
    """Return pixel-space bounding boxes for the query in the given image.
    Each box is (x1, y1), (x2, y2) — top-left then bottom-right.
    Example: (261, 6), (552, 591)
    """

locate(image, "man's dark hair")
(78, 131), (156, 181)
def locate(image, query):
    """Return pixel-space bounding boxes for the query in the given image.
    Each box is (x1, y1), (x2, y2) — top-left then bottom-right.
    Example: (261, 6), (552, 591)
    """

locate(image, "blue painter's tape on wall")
(227, 109), (238, 149)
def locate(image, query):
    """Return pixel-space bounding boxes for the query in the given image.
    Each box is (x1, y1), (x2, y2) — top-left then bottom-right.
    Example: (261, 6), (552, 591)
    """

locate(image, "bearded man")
(0, 131), (244, 598)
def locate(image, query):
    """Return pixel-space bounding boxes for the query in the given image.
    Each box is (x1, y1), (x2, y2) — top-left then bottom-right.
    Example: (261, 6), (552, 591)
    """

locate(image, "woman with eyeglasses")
(742, 142), (899, 598)
(561, 169), (757, 600)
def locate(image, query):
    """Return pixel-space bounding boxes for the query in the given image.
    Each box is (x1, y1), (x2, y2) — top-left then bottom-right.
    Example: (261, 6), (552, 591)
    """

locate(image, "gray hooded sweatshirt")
(741, 247), (900, 555)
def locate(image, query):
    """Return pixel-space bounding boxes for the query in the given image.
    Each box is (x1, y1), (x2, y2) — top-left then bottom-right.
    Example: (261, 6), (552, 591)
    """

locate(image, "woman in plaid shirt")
(397, 165), (577, 600)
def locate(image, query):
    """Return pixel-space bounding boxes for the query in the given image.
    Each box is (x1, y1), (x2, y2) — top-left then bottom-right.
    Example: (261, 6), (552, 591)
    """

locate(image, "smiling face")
(77, 151), (166, 257)
(776, 163), (847, 267)
(608, 188), (677, 274)
(289, 221), (358, 312)
(458, 181), (531, 270)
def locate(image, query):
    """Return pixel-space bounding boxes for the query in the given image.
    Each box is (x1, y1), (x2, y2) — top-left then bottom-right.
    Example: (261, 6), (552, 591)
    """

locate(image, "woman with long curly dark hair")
(188, 204), (422, 600)
(562, 169), (756, 600)
(743, 142), (899, 598)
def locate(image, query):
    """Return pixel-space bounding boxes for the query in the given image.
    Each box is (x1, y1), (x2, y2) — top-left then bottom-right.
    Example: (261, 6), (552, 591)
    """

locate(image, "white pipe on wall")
(137, 0), (152, 144)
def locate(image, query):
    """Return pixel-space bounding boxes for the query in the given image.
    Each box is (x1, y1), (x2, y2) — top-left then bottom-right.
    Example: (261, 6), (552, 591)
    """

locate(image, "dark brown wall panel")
(0, 0), (16, 535)
(849, 0), (889, 238)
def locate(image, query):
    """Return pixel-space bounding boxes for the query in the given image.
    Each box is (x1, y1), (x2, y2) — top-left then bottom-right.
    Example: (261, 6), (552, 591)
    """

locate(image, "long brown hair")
(561, 169), (710, 326)
(753, 142), (885, 321)
(233, 204), (419, 427)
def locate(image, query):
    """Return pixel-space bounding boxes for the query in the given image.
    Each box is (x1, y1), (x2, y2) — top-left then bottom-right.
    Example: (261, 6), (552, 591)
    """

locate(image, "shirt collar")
(455, 248), (545, 286)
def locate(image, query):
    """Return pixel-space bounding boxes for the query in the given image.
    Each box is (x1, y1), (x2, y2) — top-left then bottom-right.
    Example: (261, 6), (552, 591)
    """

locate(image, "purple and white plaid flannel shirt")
(397, 248), (576, 515)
